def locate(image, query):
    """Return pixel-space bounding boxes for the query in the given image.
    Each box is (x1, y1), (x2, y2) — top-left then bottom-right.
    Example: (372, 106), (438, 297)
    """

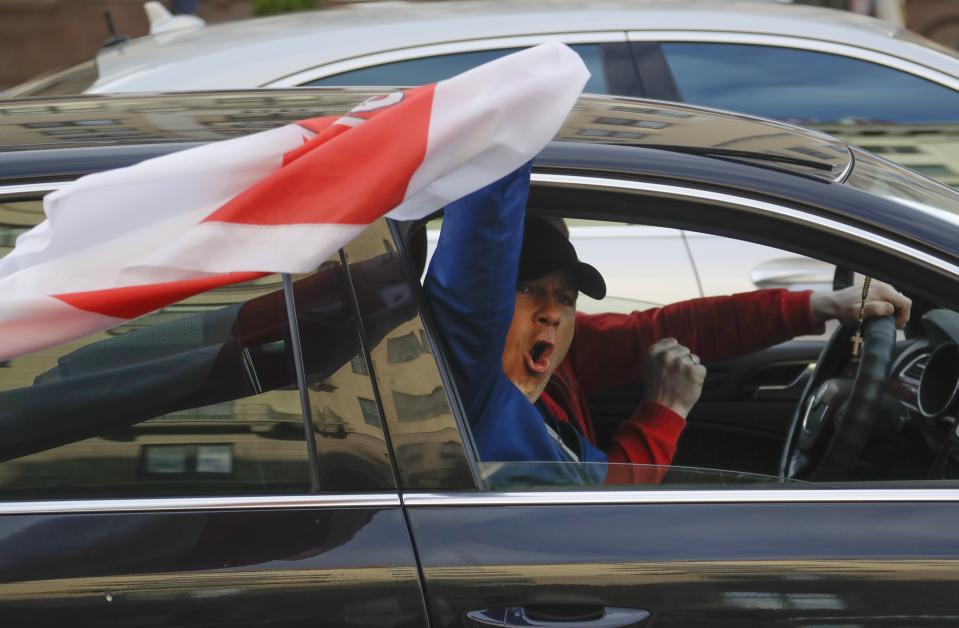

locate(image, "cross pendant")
(851, 331), (864, 357)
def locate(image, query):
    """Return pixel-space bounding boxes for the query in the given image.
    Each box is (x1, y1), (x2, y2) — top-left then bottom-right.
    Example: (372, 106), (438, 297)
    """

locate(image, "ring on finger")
(687, 354), (700, 365)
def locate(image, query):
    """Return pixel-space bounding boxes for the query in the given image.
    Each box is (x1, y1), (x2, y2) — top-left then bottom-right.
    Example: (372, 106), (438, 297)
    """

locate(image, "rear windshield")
(3, 60), (99, 98)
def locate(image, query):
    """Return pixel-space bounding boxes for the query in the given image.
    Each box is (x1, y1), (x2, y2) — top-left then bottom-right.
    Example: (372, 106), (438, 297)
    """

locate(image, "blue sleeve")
(423, 165), (529, 409)
(423, 165), (607, 479)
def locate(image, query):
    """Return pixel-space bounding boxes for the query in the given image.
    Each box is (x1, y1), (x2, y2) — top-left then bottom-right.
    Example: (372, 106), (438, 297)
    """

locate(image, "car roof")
(5, 89), (959, 271)
(85, 0), (959, 92)
(0, 89), (850, 183)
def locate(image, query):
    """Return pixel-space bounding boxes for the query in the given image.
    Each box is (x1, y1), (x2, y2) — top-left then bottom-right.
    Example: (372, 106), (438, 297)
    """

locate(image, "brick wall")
(2, 0), (957, 93)
(905, 0), (959, 49)
(0, 0), (255, 90)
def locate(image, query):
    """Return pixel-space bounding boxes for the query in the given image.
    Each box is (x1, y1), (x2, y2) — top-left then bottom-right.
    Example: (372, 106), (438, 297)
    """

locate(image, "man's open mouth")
(525, 340), (554, 374)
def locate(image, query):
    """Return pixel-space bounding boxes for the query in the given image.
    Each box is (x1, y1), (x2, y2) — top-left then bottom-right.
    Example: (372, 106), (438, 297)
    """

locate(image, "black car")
(1, 90), (959, 627)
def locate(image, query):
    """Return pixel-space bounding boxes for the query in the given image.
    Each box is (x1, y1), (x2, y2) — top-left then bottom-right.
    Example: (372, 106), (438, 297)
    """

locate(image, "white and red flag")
(0, 42), (588, 361)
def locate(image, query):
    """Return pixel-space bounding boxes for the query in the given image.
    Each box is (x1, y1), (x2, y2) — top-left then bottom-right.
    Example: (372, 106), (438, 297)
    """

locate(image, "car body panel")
(0, 91), (852, 180)
(407, 500), (959, 627)
(0, 503), (429, 628)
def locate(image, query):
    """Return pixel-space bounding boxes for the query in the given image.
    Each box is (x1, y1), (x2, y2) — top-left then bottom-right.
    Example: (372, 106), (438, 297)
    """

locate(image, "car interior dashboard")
(886, 307), (959, 482)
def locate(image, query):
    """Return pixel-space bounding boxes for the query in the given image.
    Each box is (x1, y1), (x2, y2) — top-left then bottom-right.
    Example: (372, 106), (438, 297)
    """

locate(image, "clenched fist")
(643, 337), (707, 419)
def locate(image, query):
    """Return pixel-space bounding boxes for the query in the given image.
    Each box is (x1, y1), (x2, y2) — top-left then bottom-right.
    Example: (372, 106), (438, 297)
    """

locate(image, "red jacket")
(539, 289), (821, 482)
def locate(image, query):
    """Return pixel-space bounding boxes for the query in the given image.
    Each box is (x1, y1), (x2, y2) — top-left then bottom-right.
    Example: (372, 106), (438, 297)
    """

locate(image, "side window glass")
(422, 218), (701, 314)
(682, 228), (835, 341)
(304, 45), (611, 94)
(0, 196), (392, 497)
(563, 220), (700, 313)
(659, 43), (959, 124)
(0, 273), (314, 499)
(425, 213), (934, 491)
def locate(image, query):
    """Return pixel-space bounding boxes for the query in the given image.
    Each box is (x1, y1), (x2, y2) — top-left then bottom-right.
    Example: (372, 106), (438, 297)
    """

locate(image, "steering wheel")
(779, 315), (896, 481)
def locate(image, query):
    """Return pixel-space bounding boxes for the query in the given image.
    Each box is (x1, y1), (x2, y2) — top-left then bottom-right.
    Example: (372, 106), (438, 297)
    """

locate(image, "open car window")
(417, 208), (959, 492)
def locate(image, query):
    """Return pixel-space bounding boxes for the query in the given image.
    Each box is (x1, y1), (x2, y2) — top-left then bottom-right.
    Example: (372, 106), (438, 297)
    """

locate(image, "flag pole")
(282, 272), (322, 492)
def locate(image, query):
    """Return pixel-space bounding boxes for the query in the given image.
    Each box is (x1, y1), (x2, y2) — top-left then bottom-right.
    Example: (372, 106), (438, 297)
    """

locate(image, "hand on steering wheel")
(780, 315), (897, 481)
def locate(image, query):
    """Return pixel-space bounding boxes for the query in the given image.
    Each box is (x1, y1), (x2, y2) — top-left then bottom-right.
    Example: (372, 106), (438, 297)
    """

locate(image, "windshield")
(844, 146), (959, 224)
(2, 60), (99, 98)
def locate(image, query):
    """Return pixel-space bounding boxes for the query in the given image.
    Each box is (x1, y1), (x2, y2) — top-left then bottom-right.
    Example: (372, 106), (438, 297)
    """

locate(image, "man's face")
(502, 271), (577, 402)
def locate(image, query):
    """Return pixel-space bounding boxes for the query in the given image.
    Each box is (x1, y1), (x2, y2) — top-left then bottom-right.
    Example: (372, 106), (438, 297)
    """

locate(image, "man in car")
(539, 219), (910, 483)
(424, 164), (911, 485)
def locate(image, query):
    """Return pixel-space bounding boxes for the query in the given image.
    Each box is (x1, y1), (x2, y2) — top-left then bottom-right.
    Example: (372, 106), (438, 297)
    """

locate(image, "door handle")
(750, 258), (833, 290)
(467, 606), (650, 628)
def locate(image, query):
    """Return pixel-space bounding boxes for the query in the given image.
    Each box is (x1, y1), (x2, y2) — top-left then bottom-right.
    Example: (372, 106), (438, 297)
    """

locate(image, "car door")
(0, 186), (429, 627)
(395, 173), (959, 628)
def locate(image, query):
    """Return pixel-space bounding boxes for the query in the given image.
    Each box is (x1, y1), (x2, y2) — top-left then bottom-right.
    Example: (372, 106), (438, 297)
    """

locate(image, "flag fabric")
(0, 42), (589, 362)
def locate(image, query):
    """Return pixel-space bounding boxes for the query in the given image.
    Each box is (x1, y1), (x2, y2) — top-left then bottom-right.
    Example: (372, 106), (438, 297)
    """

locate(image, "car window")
(422, 211), (952, 492)
(0, 197), (391, 498)
(658, 43), (959, 125)
(304, 44), (610, 94)
(424, 218), (701, 310)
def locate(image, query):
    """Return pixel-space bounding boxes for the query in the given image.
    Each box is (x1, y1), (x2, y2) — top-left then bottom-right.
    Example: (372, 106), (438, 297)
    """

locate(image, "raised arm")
(422, 164), (531, 428)
(422, 165), (608, 473)
(567, 289), (819, 394)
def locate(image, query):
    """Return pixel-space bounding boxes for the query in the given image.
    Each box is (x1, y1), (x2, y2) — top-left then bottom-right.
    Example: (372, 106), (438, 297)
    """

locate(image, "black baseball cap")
(518, 217), (606, 300)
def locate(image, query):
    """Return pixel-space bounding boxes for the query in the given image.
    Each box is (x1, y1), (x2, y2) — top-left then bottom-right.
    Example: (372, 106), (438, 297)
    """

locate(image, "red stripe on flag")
(203, 84), (435, 226)
(54, 272), (267, 320)
(297, 117), (337, 135)
(284, 116), (342, 166)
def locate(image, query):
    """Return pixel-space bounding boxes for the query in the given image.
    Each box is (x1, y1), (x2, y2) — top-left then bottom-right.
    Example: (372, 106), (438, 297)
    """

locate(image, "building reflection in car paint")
(358, 397), (382, 427)
(0, 271), (318, 499)
(393, 387), (449, 423)
(718, 591), (846, 611)
(0, 199), (41, 261)
(342, 221), (476, 490)
(5, 92), (958, 192)
(0, 508), (429, 628)
(0, 242), (417, 497)
(387, 331), (427, 363)
(558, 100), (850, 181)
(410, 502), (959, 627)
(141, 443), (233, 476)
(288, 257), (397, 491)
(0, 93), (366, 150)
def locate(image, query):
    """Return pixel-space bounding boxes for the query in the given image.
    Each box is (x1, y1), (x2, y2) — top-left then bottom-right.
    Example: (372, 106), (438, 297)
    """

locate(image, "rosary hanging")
(850, 276), (872, 357)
